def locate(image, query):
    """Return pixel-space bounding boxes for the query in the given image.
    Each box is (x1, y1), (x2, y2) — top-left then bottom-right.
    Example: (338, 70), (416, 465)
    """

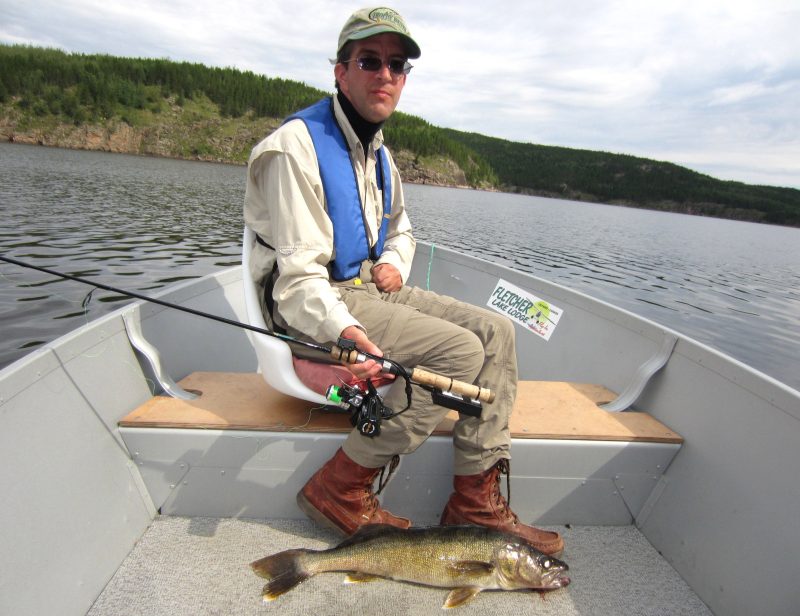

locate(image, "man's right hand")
(339, 326), (394, 382)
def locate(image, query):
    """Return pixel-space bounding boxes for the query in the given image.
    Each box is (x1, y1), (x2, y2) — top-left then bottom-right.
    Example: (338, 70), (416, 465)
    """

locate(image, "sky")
(2, 0), (799, 189)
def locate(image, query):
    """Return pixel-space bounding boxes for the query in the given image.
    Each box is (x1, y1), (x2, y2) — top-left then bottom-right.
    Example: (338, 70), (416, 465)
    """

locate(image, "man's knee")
(451, 302), (516, 352)
(444, 327), (485, 377)
(486, 311), (515, 347)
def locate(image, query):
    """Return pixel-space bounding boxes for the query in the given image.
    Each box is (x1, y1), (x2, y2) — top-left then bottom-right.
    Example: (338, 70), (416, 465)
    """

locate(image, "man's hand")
(339, 325), (395, 382)
(371, 263), (402, 293)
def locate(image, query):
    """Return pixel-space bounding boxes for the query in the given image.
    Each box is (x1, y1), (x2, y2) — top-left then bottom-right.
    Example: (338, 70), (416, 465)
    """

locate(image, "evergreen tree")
(1, 43), (797, 225)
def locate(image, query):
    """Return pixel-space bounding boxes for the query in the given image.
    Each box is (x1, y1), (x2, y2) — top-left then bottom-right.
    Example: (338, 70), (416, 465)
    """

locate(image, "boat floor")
(87, 516), (711, 615)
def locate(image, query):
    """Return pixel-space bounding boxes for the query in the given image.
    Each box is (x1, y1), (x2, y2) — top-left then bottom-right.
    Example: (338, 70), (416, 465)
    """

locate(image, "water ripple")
(2, 143), (799, 391)
(407, 183), (800, 390)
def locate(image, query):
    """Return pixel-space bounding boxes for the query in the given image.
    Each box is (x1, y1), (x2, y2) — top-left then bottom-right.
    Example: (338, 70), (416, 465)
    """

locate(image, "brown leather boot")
(440, 459), (564, 556)
(296, 448), (411, 536)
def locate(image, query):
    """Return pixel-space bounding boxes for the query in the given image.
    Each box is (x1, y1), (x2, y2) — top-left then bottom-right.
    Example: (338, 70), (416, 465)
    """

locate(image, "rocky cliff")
(1, 110), (471, 188)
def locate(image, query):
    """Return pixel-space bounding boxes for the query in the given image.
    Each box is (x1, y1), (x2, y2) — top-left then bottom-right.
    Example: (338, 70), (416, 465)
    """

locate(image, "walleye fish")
(251, 524), (570, 609)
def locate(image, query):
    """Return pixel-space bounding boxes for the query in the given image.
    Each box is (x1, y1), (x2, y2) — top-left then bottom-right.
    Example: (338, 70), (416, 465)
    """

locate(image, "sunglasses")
(344, 55), (413, 76)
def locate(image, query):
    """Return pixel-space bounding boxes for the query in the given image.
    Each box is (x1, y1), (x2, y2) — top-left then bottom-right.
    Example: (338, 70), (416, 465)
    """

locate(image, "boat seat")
(119, 372), (683, 524)
(242, 226), (390, 405)
(120, 372), (683, 444)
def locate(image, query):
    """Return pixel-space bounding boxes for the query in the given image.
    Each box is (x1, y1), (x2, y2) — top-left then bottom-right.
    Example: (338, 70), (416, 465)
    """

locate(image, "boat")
(1, 238), (798, 615)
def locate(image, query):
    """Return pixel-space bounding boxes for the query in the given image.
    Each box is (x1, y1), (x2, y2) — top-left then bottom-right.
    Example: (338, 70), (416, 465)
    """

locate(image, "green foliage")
(0, 44), (326, 121)
(383, 113), (497, 186)
(2, 43), (798, 226)
(443, 130), (800, 226)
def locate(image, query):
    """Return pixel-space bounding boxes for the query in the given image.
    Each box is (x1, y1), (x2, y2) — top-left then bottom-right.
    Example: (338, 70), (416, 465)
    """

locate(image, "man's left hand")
(371, 263), (402, 292)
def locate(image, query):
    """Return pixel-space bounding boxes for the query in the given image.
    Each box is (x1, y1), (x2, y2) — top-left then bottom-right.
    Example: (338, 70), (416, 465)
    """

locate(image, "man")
(244, 6), (563, 556)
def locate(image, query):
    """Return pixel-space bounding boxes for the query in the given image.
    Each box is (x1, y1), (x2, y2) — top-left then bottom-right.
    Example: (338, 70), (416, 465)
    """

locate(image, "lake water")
(1, 141), (798, 391)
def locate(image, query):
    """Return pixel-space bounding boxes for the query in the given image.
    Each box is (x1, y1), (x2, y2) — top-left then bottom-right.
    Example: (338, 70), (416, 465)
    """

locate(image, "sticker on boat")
(487, 279), (563, 340)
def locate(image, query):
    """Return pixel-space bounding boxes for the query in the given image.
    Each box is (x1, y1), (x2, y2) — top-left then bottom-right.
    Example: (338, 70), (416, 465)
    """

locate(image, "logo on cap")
(368, 7), (409, 35)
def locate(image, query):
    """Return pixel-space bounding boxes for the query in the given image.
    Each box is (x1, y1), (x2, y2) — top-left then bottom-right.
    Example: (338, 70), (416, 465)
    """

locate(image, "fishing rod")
(0, 254), (329, 350)
(0, 255), (493, 433)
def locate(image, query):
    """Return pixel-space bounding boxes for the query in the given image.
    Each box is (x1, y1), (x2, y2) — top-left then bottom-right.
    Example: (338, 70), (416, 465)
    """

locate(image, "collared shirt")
(244, 95), (416, 344)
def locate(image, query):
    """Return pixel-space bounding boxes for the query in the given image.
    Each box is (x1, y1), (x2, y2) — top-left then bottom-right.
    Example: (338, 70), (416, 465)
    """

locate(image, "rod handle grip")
(410, 367), (495, 404)
(330, 345), (364, 365)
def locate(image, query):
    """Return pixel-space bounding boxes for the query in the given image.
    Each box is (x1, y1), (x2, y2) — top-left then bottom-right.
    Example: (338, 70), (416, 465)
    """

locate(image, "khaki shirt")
(244, 95), (416, 344)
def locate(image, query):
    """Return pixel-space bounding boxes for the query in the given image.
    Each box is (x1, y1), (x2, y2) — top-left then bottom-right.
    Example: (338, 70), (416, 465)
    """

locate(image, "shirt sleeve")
(245, 124), (362, 343)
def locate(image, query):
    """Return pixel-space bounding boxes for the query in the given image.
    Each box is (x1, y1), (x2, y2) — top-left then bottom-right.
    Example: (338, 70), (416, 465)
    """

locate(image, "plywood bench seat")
(120, 372), (682, 444)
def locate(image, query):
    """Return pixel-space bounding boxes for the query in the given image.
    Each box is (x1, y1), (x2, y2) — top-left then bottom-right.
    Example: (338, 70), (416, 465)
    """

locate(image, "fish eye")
(541, 558), (552, 569)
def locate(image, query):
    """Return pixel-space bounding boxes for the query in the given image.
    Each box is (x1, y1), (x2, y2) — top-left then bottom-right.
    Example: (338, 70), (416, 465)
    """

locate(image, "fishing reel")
(326, 379), (394, 437)
(326, 337), (484, 437)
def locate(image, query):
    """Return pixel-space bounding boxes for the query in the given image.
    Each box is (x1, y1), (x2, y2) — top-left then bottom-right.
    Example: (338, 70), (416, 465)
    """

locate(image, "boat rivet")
(183, 481), (188, 486)
(220, 470), (225, 475)
(169, 484), (175, 489)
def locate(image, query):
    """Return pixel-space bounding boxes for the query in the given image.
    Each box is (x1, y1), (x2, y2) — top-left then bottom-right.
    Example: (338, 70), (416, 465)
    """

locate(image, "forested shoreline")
(2, 44), (798, 226)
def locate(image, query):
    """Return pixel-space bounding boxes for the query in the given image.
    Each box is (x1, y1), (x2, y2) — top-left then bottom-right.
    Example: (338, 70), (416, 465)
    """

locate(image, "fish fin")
(445, 560), (495, 577)
(443, 587), (482, 609)
(335, 523), (405, 549)
(250, 549), (312, 601)
(344, 572), (381, 584)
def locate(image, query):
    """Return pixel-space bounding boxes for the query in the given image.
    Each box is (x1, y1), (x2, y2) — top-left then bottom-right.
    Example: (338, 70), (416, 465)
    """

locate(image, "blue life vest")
(287, 98), (392, 281)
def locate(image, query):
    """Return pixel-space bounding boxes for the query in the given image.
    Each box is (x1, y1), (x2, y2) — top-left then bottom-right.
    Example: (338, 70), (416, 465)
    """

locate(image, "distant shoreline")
(2, 44), (798, 227)
(1, 121), (474, 191)
(6, 138), (797, 229)
(1, 133), (497, 197)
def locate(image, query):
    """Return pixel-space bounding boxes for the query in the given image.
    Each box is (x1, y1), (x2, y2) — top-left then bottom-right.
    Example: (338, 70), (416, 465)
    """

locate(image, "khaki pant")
(331, 274), (517, 476)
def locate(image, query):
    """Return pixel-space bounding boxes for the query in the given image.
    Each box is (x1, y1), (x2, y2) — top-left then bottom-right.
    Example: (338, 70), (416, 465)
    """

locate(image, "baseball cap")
(337, 7), (421, 59)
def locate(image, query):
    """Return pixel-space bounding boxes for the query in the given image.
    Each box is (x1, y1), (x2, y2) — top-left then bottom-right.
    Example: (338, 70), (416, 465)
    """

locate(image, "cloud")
(1, 0), (798, 187)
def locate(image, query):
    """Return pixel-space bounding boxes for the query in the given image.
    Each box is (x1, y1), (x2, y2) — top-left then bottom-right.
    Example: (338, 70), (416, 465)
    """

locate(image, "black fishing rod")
(1, 254), (492, 433)
(0, 254), (332, 351)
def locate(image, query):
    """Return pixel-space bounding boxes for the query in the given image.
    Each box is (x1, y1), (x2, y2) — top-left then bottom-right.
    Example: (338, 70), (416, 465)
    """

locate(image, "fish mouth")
(539, 571), (570, 589)
(552, 574), (571, 588)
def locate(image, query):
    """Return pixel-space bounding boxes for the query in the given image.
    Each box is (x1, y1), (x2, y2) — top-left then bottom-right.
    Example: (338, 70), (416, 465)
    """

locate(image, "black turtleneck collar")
(337, 90), (384, 154)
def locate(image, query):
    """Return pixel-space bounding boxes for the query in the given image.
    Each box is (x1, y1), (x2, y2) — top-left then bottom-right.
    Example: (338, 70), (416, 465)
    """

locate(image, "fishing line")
(0, 258), (104, 329)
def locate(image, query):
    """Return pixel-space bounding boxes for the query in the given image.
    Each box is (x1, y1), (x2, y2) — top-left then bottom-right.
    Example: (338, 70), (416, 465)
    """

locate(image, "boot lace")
(362, 455), (400, 518)
(376, 455), (400, 496)
(493, 459), (519, 524)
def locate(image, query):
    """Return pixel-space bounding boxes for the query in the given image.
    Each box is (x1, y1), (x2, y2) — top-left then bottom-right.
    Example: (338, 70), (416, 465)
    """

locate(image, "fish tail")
(250, 548), (312, 601)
